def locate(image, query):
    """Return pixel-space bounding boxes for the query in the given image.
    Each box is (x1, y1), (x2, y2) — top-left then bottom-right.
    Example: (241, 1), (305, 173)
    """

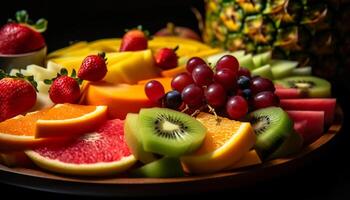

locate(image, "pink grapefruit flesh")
(26, 119), (136, 176)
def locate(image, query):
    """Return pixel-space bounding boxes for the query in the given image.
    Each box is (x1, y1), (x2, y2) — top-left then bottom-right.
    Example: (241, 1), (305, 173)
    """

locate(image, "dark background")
(0, 0), (349, 199)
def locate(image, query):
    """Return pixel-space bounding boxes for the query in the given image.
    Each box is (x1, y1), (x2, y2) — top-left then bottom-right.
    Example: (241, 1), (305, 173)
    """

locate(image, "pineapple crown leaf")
(0, 69), (38, 92)
(44, 68), (82, 86)
(8, 10), (47, 33)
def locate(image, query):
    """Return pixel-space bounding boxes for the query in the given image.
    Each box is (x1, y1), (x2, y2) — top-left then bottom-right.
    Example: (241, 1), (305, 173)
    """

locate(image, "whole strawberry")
(78, 53), (107, 81)
(154, 47), (179, 70)
(49, 75), (81, 104)
(0, 10), (47, 54)
(0, 78), (37, 122)
(120, 26), (148, 52)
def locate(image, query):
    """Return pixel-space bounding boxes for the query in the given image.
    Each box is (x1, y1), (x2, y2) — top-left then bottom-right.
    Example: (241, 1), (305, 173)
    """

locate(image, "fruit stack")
(0, 11), (338, 178)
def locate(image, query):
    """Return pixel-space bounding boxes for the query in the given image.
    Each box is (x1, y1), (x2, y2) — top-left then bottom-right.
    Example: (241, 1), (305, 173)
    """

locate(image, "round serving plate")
(0, 105), (343, 197)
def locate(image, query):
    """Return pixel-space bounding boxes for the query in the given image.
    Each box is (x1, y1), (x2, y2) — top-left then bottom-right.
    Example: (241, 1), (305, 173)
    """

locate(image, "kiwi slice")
(249, 107), (294, 159)
(267, 130), (303, 160)
(251, 64), (273, 80)
(292, 67), (312, 76)
(124, 113), (157, 164)
(139, 108), (207, 157)
(270, 60), (298, 79)
(238, 54), (256, 70)
(252, 51), (272, 67)
(274, 76), (331, 98)
(130, 157), (184, 178)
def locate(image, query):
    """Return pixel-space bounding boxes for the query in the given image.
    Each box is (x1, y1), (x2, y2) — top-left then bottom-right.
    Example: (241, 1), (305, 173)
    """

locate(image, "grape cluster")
(145, 55), (279, 120)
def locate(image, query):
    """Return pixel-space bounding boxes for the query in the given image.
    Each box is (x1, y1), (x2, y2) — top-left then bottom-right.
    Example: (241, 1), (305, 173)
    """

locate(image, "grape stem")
(207, 105), (221, 125)
(181, 104), (189, 113)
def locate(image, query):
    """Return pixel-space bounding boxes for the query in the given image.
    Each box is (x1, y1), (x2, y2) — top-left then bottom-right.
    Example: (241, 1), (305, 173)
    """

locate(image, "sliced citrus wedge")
(0, 111), (66, 151)
(181, 112), (256, 174)
(35, 104), (107, 138)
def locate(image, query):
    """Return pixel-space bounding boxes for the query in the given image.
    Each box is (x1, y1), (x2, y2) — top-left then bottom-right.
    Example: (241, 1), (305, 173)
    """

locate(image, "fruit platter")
(0, 9), (343, 196)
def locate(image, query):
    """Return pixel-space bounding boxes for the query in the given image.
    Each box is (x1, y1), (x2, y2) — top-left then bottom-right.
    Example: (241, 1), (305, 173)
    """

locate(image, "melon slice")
(280, 98), (336, 126)
(275, 88), (304, 99)
(286, 111), (325, 144)
(26, 119), (136, 176)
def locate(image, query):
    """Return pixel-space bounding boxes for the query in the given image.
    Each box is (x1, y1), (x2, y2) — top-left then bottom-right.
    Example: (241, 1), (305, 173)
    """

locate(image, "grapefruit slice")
(181, 112), (256, 174)
(35, 104), (107, 138)
(26, 119), (136, 176)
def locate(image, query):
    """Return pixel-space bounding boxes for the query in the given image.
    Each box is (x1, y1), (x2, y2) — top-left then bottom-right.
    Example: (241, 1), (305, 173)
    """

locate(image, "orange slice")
(0, 111), (65, 151)
(35, 104), (107, 138)
(181, 112), (256, 174)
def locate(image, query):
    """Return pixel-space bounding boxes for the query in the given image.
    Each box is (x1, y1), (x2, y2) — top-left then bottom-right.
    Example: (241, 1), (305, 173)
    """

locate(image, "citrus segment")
(26, 119), (136, 176)
(181, 112), (256, 174)
(35, 104), (107, 138)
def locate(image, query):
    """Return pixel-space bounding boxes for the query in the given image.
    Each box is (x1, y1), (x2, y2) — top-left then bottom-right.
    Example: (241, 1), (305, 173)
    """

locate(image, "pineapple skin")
(203, 0), (350, 82)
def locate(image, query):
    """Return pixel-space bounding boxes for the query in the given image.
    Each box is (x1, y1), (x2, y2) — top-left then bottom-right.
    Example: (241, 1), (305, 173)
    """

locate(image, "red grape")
(237, 67), (251, 78)
(251, 77), (275, 94)
(181, 84), (204, 108)
(226, 96), (248, 120)
(186, 57), (206, 73)
(216, 55), (239, 75)
(145, 80), (165, 103)
(171, 72), (194, 92)
(214, 68), (237, 91)
(205, 83), (227, 108)
(192, 64), (214, 86)
(253, 91), (280, 109)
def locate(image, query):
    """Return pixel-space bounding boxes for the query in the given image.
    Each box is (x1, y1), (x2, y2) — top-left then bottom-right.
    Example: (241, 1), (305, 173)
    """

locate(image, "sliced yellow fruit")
(229, 150), (262, 170)
(48, 41), (89, 58)
(181, 112), (256, 174)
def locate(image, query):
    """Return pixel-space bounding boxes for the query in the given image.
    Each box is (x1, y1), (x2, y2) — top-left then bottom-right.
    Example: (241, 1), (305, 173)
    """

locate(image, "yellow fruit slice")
(181, 112), (256, 174)
(229, 150), (262, 170)
(35, 104), (108, 138)
(48, 41), (89, 58)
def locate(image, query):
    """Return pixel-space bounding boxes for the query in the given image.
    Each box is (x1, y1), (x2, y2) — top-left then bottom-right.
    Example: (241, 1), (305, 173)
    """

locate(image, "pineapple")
(203, 0), (350, 82)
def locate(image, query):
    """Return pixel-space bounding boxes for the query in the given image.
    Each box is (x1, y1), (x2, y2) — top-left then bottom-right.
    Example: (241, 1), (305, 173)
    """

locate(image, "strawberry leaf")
(60, 68), (68, 76)
(15, 10), (29, 23)
(71, 69), (77, 78)
(15, 72), (24, 78)
(44, 79), (53, 85)
(34, 18), (48, 33)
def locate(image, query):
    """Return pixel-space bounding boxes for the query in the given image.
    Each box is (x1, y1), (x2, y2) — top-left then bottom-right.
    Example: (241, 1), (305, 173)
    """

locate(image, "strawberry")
(0, 10), (47, 54)
(0, 78), (37, 122)
(49, 75), (81, 104)
(120, 26), (148, 52)
(154, 46), (179, 70)
(78, 53), (107, 81)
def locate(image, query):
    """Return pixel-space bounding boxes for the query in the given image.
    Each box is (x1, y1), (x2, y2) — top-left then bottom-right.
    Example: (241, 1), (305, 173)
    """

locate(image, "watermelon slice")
(280, 98), (336, 126)
(286, 111), (325, 145)
(275, 88), (304, 99)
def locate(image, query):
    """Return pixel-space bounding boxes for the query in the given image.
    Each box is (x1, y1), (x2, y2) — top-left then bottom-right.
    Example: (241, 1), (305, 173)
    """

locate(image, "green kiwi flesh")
(274, 76), (331, 98)
(130, 157), (184, 178)
(139, 108), (207, 157)
(251, 64), (273, 80)
(249, 107), (294, 159)
(124, 113), (157, 164)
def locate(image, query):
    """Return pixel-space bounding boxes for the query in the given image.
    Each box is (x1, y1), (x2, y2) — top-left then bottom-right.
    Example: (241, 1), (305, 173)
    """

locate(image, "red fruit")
(49, 76), (81, 104)
(280, 98), (336, 126)
(144, 80), (165, 103)
(251, 77), (275, 95)
(120, 29), (148, 52)
(155, 23), (201, 41)
(214, 68), (237, 91)
(78, 54), (107, 81)
(0, 78), (37, 122)
(186, 57), (206, 73)
(237, 67), (251, 78)
(0, 23), (45, 54)
(287, 110), (325, 145)
(226, 96), (248, 120)
(253, 91), (280, 109)
(216, 55), (239, 75)
(181, 84), (204, 108)
(192, 64), (214, 86)
(275, 88), (304, 99)
(154, 47), (178, 70)
(205, 83), (226, 108)
(171, 72), (194, 92)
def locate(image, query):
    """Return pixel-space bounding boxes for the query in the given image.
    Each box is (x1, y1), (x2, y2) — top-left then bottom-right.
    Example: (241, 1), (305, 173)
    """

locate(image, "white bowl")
(0, 46), (47, 72)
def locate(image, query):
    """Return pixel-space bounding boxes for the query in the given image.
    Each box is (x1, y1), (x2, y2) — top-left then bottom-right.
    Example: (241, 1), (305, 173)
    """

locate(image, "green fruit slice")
(139, 108), (206, 157)
(238, 54), (256, 70)
(274, 76), (331, 98)
(249, 107), (294, 159)
(251, 64), (273, 79)
(291, 67), (312, 76)
(267, 130), (303, 160)
(130, 157), (184, 178)
(124, 113), (157, 164)
(270, 59), (298, 79)
(252, 51), (272, 67)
